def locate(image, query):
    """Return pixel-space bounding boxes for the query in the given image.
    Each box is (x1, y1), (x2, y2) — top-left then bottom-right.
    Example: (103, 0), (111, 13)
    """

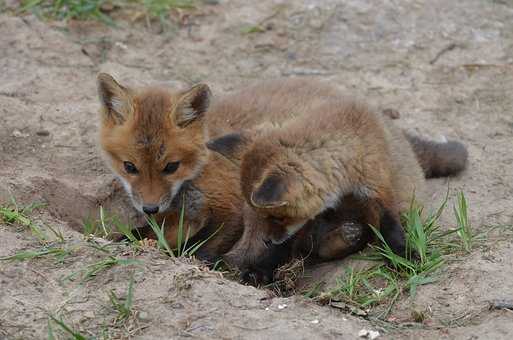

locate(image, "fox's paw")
(339, 221), (365, 244)
(241, 267), (274, 286)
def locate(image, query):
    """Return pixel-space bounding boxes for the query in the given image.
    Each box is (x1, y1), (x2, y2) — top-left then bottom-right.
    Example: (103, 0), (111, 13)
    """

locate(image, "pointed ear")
(251, 174), (289, 209)
(97, 73), (132, 124)
(173, 84), (211, 128)
(206, 132), (251, 163)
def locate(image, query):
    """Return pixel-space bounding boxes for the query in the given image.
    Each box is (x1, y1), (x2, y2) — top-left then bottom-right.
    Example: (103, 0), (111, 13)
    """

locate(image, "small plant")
(146, 216), (174, 256)
(146, 198), (222, 257)
(18, 0), (199, 28)
(317, 192), (475, 318)
(64, 256), (140, 282)
(1, 199), (64, 243)
(142, 0), (195, 25)
(83, 206), (138, 242)
(48, 315), (90, 340)
(20, 0), (115, 25)
(454, 191), (473, 252)
(0, 246), (70, 262)
(108, 273), (135, 323)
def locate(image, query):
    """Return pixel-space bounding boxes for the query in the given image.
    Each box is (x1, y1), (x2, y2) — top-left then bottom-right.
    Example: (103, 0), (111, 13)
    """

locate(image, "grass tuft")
(454, 191), (473, 252)
(145, 196), (222, 258)
(108, 273), (136, 323)
(64, 256), (140, 283)
(314, 192), (475, 318)
(0, 246), (70, 262)
(20, 0), (116, 25)
(48, 315), (89, 340)
(18, 0), (199, 28)
(1, 199), (64, 243)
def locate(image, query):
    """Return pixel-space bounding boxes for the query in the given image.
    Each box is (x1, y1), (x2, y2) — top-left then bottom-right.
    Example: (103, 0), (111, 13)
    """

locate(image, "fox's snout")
(142, 204), (159, 215)
(120, 179), (176, 215)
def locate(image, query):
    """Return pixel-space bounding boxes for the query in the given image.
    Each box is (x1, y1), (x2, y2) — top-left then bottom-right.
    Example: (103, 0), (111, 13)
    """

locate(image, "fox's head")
(207, 132), (315, 284)
(97, 73), (211, 215)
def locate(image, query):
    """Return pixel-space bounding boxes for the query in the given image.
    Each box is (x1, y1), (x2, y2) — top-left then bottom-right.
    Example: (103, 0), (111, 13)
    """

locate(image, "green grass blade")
(49, 316), (88, 340)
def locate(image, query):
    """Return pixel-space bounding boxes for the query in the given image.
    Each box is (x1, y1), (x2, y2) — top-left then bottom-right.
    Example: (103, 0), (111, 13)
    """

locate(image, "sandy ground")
(1, 0), (513, 338)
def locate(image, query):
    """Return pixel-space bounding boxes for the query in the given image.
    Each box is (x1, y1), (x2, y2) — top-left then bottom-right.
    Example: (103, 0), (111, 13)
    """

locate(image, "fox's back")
(207, 78), (342, 135)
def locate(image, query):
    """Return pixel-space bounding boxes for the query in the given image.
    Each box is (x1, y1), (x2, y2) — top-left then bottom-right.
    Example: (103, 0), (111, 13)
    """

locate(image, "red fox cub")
(97, 74), (346, 261)
(208, 82), (468, 284)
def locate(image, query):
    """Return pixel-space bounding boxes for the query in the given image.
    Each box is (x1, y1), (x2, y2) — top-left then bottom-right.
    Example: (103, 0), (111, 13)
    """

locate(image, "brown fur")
(209, 80), (431, 282)
(98, 74), (243, 260)
(98, 75), (344, 260)
(405, 133), (468, 178)
(211, 79), (468, 284)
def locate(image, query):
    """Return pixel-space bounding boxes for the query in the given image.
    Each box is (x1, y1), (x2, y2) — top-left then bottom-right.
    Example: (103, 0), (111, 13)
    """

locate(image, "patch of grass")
(48, 316), (89, 340)
(108, 273), (136, 324)
(142, 0), (195, 25)
(146, 198), (222, 258)
(0, 199), (64, 243)
(64, 255), (140, 283)
(17, 0), (198, 28)
(323, 266), (402, 316)
(0, 246), (70, 262)
(314, 192), (476, 318)
(454, 191), (473, 252)
(83, 206), (115, 238)
(20, 0), (115, 25)
(83, 206), (140, 243)
(241, 24), (266, 34)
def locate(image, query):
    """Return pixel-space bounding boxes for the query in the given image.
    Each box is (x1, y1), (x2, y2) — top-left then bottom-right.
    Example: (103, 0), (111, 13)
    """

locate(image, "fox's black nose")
(142, 205), (159, 215)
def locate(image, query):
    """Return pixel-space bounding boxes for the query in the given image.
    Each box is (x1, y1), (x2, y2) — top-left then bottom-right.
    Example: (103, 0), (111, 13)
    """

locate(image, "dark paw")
(340, 221), (364, 244)
(241, 268), (273, 286)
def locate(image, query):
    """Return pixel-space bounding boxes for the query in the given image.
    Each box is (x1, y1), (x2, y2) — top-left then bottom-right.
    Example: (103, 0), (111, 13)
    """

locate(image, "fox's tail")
(405, 133), (468, 178)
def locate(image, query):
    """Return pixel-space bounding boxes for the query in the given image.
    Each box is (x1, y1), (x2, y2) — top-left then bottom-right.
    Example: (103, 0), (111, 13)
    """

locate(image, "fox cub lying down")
(207, 82), (467, 284)
(97, 75), (467, 284)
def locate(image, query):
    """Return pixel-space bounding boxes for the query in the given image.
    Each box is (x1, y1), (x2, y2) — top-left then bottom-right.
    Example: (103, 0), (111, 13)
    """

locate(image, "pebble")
(358, 329), (380, 339)
(12, 129), (29, 138)
(36, 130), (50, 136)
(138, 311), (150, 321)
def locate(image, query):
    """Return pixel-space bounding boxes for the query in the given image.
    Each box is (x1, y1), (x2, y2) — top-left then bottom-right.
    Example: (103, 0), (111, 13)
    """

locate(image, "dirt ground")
(1, 0), (513, 339)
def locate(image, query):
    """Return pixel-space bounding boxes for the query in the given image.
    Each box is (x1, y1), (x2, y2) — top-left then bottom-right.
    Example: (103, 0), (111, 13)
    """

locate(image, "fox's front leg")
(359, 188), (406, 257)
(315, 221), (370, 260)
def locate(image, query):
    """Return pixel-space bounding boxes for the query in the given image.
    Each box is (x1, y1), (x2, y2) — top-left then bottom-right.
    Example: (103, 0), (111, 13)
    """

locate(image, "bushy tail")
(405, 133), (468, 178)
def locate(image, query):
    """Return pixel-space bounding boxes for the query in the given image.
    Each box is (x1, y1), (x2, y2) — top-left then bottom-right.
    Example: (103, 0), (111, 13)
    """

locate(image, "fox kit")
(97, 73), (245, 260)
(208, 80), (468, 284)
(97, 75), (347, 261)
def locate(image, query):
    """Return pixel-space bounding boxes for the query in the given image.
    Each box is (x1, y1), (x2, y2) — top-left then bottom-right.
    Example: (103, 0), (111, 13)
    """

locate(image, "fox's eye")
(123, 161), (138, 174)
(163, 161), (180, 175)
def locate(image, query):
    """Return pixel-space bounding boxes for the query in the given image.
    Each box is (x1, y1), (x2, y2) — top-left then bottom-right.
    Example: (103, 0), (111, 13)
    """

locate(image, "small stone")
(310, 319), (319, 324)
(358, 329), (380, 339)
(138, 311), (150, 321)
(115, 42), (128, 50)
(12, 129), (28, 138)
(277, 304), (287, 309)
(382, 108), (400, 119)
(84, 311), (95, 319)
(36, 130), (50, 136)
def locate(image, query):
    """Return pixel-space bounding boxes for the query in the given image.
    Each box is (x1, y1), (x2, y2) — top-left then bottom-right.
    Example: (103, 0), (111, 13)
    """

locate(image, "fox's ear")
(97, 73), (132, 124)
(250, 174), (289, 209)
(173, 84), (211, 127)
(206, 132), (251, 163)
